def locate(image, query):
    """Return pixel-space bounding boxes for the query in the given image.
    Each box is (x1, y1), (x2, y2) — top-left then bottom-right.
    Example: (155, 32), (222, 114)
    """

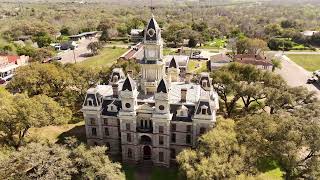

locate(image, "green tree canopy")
(236, 112), (320, 179)
(0, 90), (71, 148)
(6, 63), (99, 114)
(177, 119), (250, 179)
(0, 142), (125, 180)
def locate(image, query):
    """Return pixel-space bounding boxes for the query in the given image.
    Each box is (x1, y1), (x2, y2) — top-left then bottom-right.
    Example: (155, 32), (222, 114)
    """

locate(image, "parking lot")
(58, 38), (97, 64)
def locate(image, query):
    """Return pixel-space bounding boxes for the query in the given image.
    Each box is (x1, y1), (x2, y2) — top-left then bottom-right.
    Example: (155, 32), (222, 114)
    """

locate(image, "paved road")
(58, 38), (97, 64)
(275, 54), (320, 99)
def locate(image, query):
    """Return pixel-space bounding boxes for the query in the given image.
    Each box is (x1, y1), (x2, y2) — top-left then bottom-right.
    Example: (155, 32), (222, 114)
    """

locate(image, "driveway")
(58, 38), (97, 64)
(275, 53), (320, 99)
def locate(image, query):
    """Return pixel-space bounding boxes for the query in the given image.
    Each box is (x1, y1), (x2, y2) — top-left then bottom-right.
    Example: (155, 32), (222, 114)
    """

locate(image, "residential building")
(234, 54), (273, 70)
(130, 29), (144, 42)
(208, 53), (232, 71)
(0, 55), (29, 83)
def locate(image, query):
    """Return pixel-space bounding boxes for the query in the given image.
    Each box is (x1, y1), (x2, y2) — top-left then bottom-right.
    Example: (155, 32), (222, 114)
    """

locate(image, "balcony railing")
(137, 127), (153, 133)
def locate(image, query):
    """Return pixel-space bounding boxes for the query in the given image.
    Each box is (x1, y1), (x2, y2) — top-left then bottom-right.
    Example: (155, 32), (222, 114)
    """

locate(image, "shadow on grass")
(122, 165), (180, 180)
(257, 157), (281, 172)
(123, 165), (135, 180)
(56, 124), (86, 144)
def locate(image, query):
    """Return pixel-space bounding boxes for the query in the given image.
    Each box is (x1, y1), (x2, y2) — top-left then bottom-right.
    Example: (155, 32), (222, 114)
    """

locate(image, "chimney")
(181, 88), (187, 102)
(185, 73), (192, 84)
(127, 70), (133, 77)
(112, 84), (119, 98)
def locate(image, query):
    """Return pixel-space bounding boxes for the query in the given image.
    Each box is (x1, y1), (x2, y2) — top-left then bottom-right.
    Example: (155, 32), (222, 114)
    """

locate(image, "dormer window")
(202, 80), (208, 88)
(87, 98), (93, 106)
(112, 75), (119, 82)
(107, 104), (117, 112)
(201, 105), (208, 115)
(177, 106), (188, 117)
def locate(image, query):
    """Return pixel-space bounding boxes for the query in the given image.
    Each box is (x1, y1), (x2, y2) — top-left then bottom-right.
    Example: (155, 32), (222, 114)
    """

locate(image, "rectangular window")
(159, 126), (164, 134)
(105, 127), (109, 136)
(171, 124), (176, 131)
(171, 133), (176, 143)
(90, 118), (96, 125)
(126, 123), (130, 131)
(187, 125), (192, 133)
(186, 134), (191, 144)
(128, 148), (132, 158)
(170, 148), (176, 159)
(91, 128), (97, 136)
(200, 127), (206, 135)
(104, 118), (108, 125)
(127, 133), (131, 142)
(88, 100), (93, 106)
(202, 108), (207, 115)
(159, 152), (164, 162)
(159, 136), (164, 145)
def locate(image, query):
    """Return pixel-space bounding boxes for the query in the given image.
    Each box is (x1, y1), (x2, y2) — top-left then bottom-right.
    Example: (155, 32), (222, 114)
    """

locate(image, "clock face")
(147, 29), (156, 37)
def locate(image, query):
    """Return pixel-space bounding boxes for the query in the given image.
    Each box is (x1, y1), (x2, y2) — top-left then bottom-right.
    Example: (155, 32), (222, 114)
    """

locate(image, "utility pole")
(73, 49), (76, 63)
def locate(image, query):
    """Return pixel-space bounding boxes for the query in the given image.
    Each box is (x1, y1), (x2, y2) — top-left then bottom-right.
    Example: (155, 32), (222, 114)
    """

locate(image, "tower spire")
(150, 0), (155, 14)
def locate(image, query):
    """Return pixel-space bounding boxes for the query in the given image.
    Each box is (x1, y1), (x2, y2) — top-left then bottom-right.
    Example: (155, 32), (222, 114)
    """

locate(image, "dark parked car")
(53, 56), (62, 61)
(0, 79), (6, 84)
(307, 76), (318, 84)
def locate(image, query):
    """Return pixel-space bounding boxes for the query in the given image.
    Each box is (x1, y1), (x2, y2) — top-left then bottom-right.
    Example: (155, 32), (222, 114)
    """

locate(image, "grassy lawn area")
(187, 59), (207, 73)
(27, 121), (85, 143)
(202, 38), (227, 49)
(287, 54), (320, 71)
(163, 48), (176, 55)
(79, 47), (127, 68)
(123, 166), (179, 180)
(151, 167), (179, 180)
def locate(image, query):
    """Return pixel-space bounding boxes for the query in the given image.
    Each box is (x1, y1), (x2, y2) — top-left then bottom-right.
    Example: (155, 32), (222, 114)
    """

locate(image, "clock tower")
(140, 16), (166, 94)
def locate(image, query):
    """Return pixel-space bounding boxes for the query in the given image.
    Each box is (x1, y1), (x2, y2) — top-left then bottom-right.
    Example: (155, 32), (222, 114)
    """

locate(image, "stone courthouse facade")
(82, 16), (219, 167)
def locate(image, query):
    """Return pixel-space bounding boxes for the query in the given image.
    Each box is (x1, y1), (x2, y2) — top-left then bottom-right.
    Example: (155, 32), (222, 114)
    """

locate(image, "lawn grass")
(150, 167), (179, 180)
(187, 59), (208, 73)
(287, 54), (320, 71)
(122, 166), (179, 180)
(123, 165), (135, 180)
(163, 48), (176, 55)
(202, 38), (227, 49)
(79, 47), (127, 68)
(27, 121), (85, 143)
(258, 168), (283, 180)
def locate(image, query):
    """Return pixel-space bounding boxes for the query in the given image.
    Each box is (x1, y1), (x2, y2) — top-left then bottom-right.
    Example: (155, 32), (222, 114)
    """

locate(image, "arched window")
(88, 99), (93, 106)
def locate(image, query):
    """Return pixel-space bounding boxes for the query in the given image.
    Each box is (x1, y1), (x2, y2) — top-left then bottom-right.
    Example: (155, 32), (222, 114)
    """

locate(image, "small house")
(130, 29), (144, 42)
(234, 54), (273, 70)
(208, 53), (232, 71)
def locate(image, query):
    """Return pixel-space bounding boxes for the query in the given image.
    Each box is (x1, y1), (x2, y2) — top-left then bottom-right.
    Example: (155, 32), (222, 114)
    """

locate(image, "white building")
(82, 16), (219, 167)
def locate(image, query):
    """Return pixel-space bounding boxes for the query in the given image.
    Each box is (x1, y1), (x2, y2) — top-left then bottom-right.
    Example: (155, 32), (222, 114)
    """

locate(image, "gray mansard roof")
(122, 75), (136, 91)
(157, 79), (168, 93)
(164, 55), (189, 68)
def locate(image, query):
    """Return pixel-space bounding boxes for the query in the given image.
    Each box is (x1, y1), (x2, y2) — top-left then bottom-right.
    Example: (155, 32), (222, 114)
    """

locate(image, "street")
(275, 54), (320, 99)
(58, 38), (98, 64)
